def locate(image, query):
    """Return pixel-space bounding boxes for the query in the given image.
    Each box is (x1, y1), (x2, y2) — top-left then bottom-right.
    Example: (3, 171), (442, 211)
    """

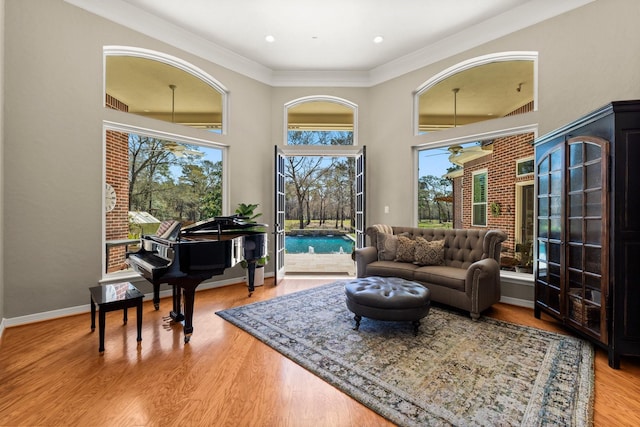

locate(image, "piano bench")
(90, 282), (144, 354)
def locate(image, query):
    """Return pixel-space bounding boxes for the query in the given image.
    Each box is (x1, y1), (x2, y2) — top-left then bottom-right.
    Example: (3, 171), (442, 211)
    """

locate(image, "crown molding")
(369, 0), (595, 86)
(66, 0), (594, 88)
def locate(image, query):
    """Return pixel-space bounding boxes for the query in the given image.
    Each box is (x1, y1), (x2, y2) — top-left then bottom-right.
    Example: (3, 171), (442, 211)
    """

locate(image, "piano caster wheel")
(154, 303), (159, 310)
(184, 334), (192, 344)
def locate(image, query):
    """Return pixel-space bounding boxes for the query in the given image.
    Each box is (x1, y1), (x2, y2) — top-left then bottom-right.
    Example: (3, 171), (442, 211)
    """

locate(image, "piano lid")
(181, 214), (268, 234)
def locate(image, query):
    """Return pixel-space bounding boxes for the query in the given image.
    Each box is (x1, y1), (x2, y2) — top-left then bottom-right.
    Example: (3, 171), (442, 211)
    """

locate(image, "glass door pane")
(565, 137), (608, 337)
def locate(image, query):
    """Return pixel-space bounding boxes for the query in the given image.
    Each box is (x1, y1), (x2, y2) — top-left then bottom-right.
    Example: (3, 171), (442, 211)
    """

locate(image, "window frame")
(104, 45), (229, 135)
(283, 95), (358, 146)
(472, 169), (488, 227)
(516, 156), (535, 177)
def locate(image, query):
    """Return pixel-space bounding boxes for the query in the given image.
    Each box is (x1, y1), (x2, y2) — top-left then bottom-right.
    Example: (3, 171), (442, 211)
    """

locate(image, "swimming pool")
(285, 235), (354, 254)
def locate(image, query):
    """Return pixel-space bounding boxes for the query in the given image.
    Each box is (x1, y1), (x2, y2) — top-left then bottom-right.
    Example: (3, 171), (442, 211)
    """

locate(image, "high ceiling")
(69, 0), (593, 86)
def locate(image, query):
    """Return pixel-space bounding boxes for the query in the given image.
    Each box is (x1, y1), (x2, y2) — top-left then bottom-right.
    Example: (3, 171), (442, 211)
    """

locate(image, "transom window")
(414, 52), (537, 135)
(104, 46), (228, 133)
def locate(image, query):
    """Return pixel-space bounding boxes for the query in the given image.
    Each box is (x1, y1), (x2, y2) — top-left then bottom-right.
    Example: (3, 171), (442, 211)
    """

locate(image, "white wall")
(3, 0), (272, 318)
(3, 0), (640, 319)
(365, 0), (640, 227)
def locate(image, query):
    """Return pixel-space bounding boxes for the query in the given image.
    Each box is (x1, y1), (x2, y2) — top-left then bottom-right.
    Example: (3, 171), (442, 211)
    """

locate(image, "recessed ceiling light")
(265, 35), (275, 43)
(373, 36), (384, 44)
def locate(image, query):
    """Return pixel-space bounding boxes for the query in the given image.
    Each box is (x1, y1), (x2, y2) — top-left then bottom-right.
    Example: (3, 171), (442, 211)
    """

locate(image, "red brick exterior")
(454, 133), (534, 255)
(105, 95), (130, 273)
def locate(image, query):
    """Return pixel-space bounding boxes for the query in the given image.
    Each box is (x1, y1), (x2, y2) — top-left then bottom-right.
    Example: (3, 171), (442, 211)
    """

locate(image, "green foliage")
(128, 135), (222, 223)
(235, 203), (262, 222)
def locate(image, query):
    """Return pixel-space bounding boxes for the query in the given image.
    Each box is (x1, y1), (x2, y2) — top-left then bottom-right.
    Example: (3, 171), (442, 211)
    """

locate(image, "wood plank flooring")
(1, 277), (639, 426)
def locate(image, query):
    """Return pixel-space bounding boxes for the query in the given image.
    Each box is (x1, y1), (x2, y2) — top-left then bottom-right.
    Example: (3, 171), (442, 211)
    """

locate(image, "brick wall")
(459, 133), (534, 255)
(105, 94), (130, 273)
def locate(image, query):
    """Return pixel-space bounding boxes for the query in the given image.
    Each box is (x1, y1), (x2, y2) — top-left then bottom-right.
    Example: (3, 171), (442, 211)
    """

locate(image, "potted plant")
(235, 203), (262, 222)
(515, 240), (533, 273)
(236, 203), (268, 286)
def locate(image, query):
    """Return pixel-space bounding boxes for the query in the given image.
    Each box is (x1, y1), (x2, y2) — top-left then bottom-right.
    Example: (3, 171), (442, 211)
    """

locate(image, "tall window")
(472, 170), (488, 227)
(103, 47), (227, 275)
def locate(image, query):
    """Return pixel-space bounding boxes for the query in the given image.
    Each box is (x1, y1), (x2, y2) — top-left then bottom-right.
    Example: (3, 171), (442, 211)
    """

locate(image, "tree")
(128, 134), (223, 223)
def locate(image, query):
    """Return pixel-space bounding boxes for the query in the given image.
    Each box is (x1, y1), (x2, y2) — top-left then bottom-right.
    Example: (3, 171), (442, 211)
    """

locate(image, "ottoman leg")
(353, 314), (361, 331)
(412, 320), (421, 336)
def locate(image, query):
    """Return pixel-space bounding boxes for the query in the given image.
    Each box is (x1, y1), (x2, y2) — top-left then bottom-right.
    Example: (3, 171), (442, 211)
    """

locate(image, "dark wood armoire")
(534, 100), (640, 368)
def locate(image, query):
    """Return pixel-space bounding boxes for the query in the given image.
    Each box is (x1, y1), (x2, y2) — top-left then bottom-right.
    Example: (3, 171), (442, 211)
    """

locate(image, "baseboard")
(2, 276), (250, 329)
(500, 296), (534, 309)
(0, 318), (5, 341)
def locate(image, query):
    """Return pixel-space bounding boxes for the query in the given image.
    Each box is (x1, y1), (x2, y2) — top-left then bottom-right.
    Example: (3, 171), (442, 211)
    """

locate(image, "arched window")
(414, 52), (537, 135)
(284, 96), (357, 145)
(104, 46), (228, 133)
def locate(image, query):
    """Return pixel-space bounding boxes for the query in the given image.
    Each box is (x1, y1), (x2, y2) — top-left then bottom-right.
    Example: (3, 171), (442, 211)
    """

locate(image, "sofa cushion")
(414, 237), (445, 266)
(365, 261), (418, 281)
(414, 265), (467, 292)
(395, 235), (416, 262)
(376, 232), (398, 261)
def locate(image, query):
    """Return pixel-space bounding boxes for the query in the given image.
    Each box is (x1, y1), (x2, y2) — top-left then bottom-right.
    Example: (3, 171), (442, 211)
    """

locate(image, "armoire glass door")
(565, 136), (608, 341)
(536, 144), (564, 315)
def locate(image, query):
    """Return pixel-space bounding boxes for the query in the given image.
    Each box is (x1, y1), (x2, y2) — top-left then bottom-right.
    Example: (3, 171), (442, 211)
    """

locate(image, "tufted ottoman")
(344, 276), (431, 335)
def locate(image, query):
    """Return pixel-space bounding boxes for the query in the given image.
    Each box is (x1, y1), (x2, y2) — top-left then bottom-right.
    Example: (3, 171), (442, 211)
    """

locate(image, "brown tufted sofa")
(355, 225), (507, 320)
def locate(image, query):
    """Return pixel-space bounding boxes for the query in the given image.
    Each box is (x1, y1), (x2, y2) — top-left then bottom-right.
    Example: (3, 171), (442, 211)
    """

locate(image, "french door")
(273, 145), (366, 281)
(274, 146), (286, 285)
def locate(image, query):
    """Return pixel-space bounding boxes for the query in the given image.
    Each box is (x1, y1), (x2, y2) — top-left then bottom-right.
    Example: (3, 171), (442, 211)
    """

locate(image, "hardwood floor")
(1, 277), (639, 426)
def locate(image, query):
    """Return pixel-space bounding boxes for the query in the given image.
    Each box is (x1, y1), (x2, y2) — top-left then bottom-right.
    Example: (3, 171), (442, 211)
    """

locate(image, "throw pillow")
(414, 237), (445, 266)
(376, 232), (398, 261)
(395, 235), (416, 262)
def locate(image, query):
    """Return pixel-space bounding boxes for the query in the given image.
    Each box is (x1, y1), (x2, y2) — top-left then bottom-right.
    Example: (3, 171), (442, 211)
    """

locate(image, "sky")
(419, 146), (455, 179)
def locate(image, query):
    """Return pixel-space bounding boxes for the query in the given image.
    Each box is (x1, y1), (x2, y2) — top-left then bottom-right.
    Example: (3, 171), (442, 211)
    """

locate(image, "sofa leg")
(470, 312), (480, 321)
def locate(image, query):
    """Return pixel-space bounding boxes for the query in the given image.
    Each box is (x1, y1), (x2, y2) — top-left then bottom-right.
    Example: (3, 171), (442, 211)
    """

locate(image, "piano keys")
(127, 215), (267, 343)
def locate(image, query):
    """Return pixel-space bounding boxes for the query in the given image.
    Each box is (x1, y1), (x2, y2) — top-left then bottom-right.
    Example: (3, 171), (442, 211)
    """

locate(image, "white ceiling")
(68, 0), (593, 86)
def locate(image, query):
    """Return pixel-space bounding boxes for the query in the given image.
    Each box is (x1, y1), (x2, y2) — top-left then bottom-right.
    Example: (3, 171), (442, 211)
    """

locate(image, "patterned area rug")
(216, 281), (594, 426)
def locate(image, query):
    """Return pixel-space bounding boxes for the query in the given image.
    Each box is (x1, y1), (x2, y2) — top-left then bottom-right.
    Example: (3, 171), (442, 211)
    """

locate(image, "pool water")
(285, 235), (354, 254)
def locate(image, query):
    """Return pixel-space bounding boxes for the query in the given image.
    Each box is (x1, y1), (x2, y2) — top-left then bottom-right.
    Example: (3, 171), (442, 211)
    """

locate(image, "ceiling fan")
(162, 141), (204, 158)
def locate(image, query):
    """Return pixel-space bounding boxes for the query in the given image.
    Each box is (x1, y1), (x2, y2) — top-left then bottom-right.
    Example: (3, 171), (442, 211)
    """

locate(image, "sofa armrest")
(355, 246), (378, 278)
(465, 257), (501, 318)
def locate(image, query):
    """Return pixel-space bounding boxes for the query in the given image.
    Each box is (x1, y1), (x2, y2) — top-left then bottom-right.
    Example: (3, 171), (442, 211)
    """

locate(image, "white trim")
(413, 51), (539, 136)
(514, 180), (535, 244)
(283, 95), (358, 146)
(2, 277), (251, 328)
(414, 122), (539, 150)
(104, 45), (230, 135)
(103, 121), (228, 149)
(0, 318), (5, 341)
(500, 296), (534, 309)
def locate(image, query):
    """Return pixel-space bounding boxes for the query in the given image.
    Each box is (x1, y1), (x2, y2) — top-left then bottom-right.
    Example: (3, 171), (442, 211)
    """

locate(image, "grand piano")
(127, 215), (268, 342)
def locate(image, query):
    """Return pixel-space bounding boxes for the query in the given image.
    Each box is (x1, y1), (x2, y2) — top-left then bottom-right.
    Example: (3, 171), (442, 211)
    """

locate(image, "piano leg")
(152, 283), (160, 310)
(169, 284), (185, 322)
(247, 261), (256, 297)
(181, 286), (196, 343)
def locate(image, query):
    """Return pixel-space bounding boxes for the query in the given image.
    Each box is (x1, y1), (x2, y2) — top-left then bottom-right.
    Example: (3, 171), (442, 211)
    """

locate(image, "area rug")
(216, 281), (594, 426)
